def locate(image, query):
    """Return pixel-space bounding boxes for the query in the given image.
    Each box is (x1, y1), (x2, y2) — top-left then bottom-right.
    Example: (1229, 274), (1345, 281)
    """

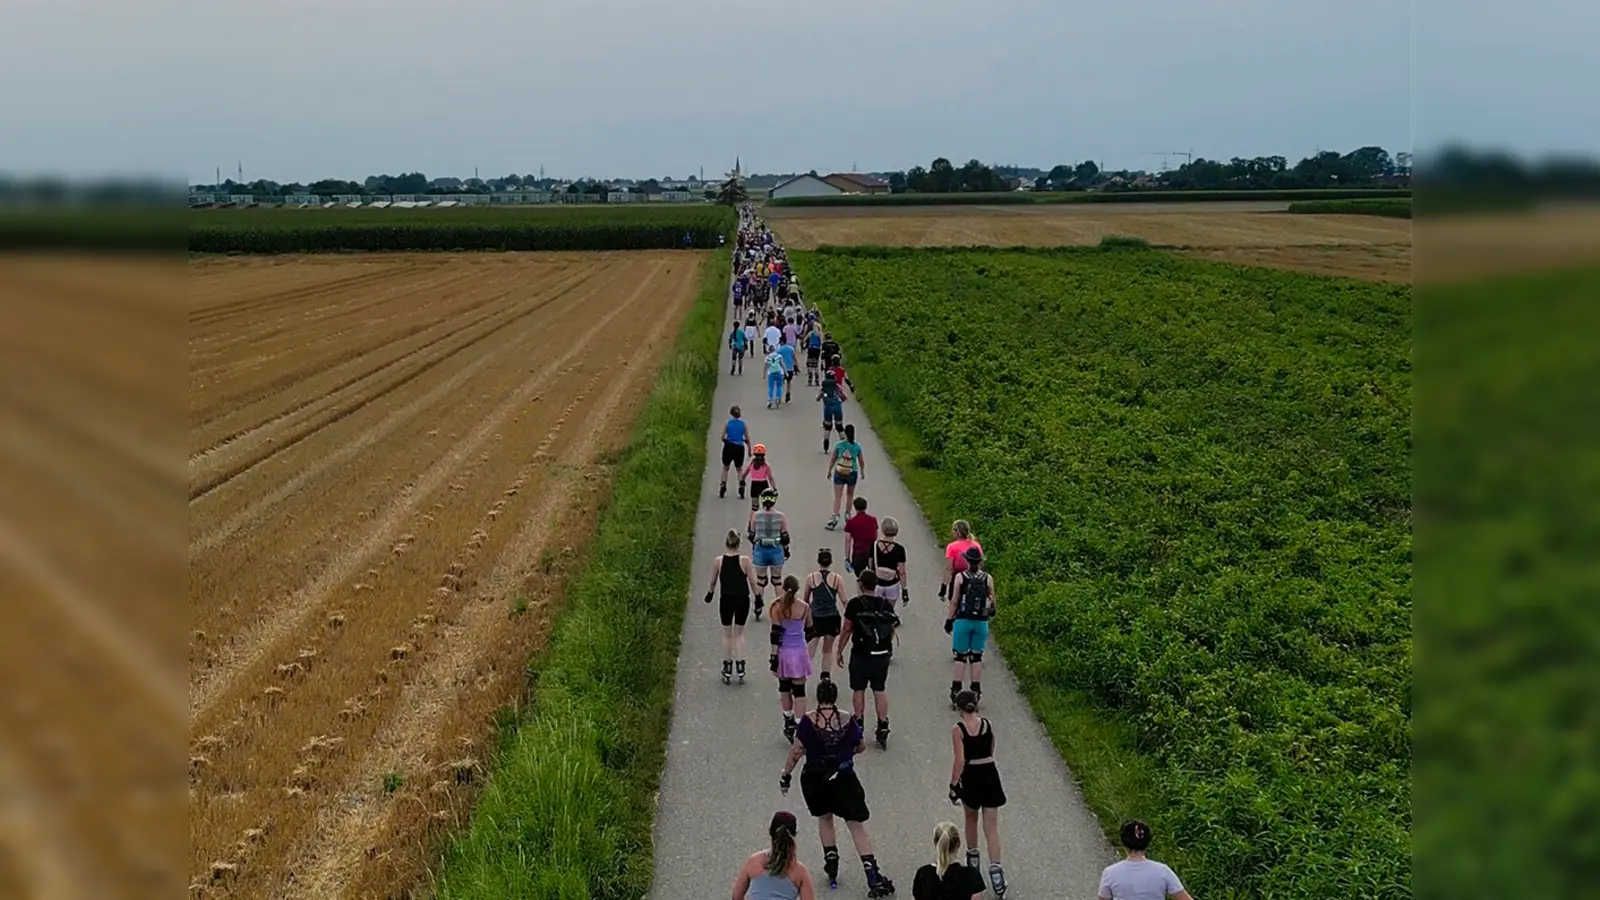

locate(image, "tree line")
(877, 146), (1412, 194)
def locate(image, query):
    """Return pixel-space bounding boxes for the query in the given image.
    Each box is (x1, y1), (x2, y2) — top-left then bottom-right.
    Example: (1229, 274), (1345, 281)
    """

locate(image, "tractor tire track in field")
(187, 262), (633, 558)
(187, 264), (608, 497)
(187, 259), (670, 722)
(286, 265), (692, 900)
(186, 251), (705, 900)
(188, 265), (418, 328)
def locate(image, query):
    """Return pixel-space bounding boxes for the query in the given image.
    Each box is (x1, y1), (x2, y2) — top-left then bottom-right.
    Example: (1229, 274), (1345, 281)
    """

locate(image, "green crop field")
(766, 188), (1410, 208)
(189, 205), (735, 253)
(1288, 198), (1413, 218)
(795, 245), (1412, 900)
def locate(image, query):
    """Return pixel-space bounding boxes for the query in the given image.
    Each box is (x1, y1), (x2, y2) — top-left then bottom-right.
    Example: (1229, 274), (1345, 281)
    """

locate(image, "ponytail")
(780, 574), (801, 618)
(725, 530), (741, 550)
(934, 821), (962, 876)
(843, 423), (856, 443)
(767, 822), (796, 876)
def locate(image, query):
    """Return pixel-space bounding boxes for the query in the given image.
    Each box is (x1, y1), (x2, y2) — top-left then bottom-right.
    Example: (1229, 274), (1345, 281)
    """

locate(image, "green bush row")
(433, 251), (727, 900)
(1287, 198), (1413, 218)
(794, 246), (1412, 900)
(766, 188), (1411, 207)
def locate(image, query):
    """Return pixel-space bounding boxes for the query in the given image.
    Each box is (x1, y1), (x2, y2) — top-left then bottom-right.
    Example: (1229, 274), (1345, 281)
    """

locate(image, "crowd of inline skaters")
(713, 206), (1192, 900)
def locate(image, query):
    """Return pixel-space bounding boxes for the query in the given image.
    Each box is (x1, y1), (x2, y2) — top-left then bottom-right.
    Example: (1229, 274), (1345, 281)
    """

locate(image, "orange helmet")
(752, 444), (767, 455)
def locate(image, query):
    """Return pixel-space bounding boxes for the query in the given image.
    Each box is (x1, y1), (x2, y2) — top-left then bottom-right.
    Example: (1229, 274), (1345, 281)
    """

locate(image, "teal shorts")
(951, 618), (989, 655)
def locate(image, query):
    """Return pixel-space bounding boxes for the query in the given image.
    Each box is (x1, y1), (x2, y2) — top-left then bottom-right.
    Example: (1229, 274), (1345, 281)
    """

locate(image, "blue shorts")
(822, 401), (843, 426)
(952, 618), (989, 655)
(752, 544), (785, 568)
(832, 471), (858, 487)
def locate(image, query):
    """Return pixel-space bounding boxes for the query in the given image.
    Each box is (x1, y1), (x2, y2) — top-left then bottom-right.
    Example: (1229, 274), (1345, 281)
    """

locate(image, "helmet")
(760, 488), (778, 505)
(752, 443), (767, 455)
(964, 546), (984, 564)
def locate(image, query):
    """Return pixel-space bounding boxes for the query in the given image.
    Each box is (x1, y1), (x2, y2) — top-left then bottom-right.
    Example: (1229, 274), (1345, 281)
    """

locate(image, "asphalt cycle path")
(652, 251), (1114, 899)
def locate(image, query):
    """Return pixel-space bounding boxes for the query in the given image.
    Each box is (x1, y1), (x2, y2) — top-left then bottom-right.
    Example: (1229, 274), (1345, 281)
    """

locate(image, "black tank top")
(959, 718), (993, 761)
(720, 554), (748, 600)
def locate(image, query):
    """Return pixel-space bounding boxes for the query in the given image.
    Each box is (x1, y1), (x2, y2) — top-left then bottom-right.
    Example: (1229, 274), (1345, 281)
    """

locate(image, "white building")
(660, 190), (694, 203)
(767, 174), (843, 200)
(607, 191), (639, 203)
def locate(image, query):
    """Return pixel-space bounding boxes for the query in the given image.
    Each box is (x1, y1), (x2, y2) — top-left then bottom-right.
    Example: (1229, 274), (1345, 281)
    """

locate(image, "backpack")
(832, 444), (858, 478)
(955, 571), (992, 620)
(855, 595), (898, 654)
(766, 353), (785, 377)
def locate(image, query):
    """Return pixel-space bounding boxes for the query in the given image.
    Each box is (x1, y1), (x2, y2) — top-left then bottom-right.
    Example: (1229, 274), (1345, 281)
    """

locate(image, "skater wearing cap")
(779, 677), (898, 897)
(745, 445), (777, 512)
(945, 546), (995, 707)
(817, 370), (849, 453)
(949, 689), (1008, 897)
(720, 407), (752, 499)
(1098, 821), (1192, 900)
(837, 570), (899, 749)
(705, 530), (759, 685)
(804, 549), (847, 683)
(748, 489), (791, 622)
(770, 575), (814, 742)
(765, 342), (787, 409)
(732, 811), (817, 900)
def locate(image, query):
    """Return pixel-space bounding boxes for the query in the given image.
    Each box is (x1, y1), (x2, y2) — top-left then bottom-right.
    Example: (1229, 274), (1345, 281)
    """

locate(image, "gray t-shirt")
(1097, 858), (1184, 900)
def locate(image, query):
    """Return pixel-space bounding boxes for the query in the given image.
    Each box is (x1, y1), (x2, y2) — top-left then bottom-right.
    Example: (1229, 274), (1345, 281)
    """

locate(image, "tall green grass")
(794, 245), (1411, 900)
(1287, 198), (1413, 218)
(432, 250), (727, 900)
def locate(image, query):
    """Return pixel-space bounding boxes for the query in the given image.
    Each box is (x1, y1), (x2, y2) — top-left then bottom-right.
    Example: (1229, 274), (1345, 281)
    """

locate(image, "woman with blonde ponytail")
(912, 822), (985, 900)
(732, 810), (816, 900)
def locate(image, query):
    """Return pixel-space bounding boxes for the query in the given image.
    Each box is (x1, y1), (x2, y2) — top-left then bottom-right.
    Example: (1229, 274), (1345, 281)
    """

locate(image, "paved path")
(652, 286), (1114, 899)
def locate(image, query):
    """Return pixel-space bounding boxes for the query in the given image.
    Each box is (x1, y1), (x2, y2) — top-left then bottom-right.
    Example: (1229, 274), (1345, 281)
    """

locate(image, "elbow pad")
(780, 532), (791, 548)
(770, 623), (784, 647)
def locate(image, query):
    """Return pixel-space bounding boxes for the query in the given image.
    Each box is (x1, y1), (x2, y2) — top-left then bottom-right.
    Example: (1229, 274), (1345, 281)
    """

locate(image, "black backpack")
(955, 571), (992, 620)
(856, 595), (898, 654)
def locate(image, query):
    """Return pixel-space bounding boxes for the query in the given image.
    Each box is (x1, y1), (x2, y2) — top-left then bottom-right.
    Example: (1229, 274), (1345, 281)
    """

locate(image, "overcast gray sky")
(0, 0), (1591, 184)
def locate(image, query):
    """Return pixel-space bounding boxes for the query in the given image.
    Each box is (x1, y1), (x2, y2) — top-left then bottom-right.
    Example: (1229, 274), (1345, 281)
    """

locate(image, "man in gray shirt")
(1097, 820), (1193, 900)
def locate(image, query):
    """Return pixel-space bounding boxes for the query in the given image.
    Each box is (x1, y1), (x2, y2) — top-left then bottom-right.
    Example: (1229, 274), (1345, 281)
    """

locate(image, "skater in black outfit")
(704, 530), (760, 684)
(779, 677), (897, 897)
(949, 690), (1008, 897)
(836, 570), (899, 749)
(912, 822), (985, 900)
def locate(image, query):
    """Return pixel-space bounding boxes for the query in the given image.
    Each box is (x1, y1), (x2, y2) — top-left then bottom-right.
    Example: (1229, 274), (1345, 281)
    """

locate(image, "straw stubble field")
(188, 251), (706, 898)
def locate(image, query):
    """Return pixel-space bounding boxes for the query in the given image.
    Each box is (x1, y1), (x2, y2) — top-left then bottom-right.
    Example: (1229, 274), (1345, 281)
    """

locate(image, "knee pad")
(779, 680), (790, 695)
(968, 650), (984, 664)
(757, 575), (770, 588)
(790, 681), (806, 699)
(952, 650), (971, 663)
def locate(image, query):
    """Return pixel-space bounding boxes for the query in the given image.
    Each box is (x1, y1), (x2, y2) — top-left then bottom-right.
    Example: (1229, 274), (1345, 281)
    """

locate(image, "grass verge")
(1287, 198), (1413, 218)
(431, 249), (728, 900)
(794, 244), (1411, 900)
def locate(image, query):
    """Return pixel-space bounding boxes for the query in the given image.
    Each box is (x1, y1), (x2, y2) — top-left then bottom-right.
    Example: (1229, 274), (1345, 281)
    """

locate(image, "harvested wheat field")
(188, 251), (706, 899)
(767, 204), (1411, 281)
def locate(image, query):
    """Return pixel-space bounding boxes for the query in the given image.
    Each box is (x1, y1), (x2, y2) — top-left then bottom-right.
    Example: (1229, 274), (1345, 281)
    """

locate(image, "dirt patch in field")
(768, 205), (1412, 281)
(185, 251), (706, 899)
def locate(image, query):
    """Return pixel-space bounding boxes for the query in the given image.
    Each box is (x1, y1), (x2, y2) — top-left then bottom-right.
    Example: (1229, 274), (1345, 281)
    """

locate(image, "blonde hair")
(934, 821), (962, 875)
(881, 516), (899, 538)
(725, 530), (741, 550)
(952, 520), (972, 539)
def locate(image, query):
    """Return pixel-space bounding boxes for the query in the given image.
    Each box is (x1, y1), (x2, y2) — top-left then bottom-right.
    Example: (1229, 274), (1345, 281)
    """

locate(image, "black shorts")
(809, 614), (842, 638)
(848, 555), (871, 578)
(722, 442), (746, 468)
(800, 765), (871, 822)
(848, 651), (891, 693)
(958, 762), (1007, 810)
(720, 593), (750, 627)
(806, 349), (821, 365)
